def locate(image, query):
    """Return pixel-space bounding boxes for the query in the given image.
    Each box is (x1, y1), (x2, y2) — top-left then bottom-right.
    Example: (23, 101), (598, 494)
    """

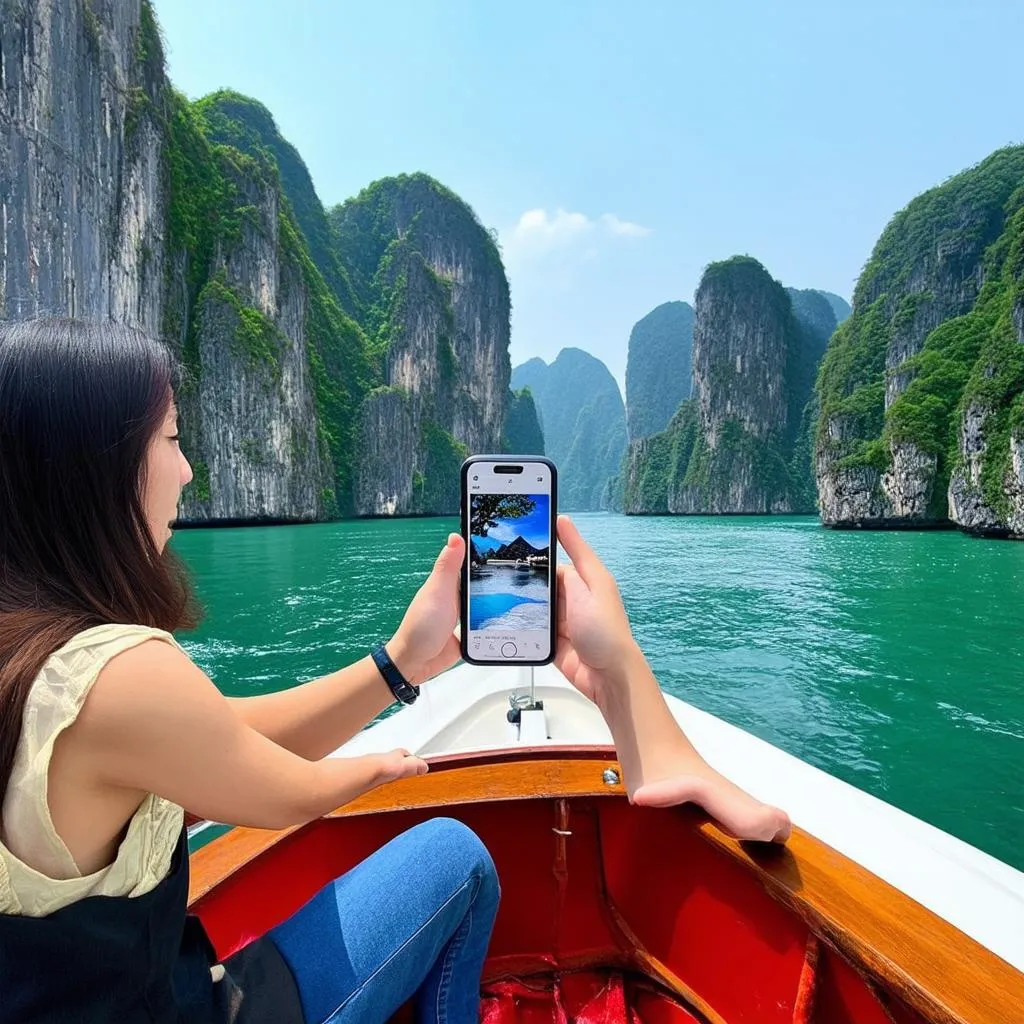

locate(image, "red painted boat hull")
(188, 754), (1021, 1024)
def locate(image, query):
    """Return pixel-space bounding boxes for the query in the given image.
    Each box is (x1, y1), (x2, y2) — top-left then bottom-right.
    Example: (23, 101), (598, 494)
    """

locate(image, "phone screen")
(464, 460), (554, 663)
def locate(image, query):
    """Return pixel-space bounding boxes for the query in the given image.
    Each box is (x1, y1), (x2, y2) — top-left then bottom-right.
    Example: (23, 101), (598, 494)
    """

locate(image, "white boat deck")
(333, 661), (1024, 974)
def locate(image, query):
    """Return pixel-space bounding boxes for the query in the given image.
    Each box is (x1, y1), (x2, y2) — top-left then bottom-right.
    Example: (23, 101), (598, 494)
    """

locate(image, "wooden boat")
(189, 664), (1024, 1023)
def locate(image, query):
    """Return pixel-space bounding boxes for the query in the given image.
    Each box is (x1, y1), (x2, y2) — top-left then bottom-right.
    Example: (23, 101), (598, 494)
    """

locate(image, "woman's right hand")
(554, 515), (642, 702)
(554, 517), (791, 842)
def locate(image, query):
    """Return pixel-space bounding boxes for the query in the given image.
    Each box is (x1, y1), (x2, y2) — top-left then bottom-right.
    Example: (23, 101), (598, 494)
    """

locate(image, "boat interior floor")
(387, 970), (706, 1024)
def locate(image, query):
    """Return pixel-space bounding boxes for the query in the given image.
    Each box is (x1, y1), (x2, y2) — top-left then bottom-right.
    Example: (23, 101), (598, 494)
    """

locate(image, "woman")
(0, 318), (789, 1023)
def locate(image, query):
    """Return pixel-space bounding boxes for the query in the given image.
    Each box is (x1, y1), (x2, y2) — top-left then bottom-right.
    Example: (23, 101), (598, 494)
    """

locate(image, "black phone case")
(460, 454), (558, 667)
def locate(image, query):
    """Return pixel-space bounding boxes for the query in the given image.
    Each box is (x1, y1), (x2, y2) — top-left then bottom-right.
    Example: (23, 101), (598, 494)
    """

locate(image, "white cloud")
(600, 213), (652, 237)
(508, 208), (593, 252)
(503, 207), (651, 262)
(484, 521), (518, 543)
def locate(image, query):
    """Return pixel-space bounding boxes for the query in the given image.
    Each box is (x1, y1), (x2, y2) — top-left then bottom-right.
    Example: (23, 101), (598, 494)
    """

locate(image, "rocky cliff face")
(0, 1), (165, 331)
(624, 258), (832, 515)
(1, 2), (510, 521)
(815, 146), (1024, 534)
(1, 2), (349, 522)
(945, 196), (1024, 536)
(511, 349), (627, 511)
(330, 174), (510, 515)
(691, 259), (790, 451)
(184, 159), (331, 522)
(625, 301), (694, 440)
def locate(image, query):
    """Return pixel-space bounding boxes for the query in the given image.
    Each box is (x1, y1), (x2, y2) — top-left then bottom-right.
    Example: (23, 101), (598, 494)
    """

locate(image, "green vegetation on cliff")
(626, 401), (700, 512)
(196, 272), (286, 378)
(329, 173), (509, 513)
(503, 387), (545, 454)
(193, 89), (360, 316)
(887, 185), (1024, 513)
(414, 421), (467, 514)
(329, 173), (503, 349)
(155, 79), (505, 514)
(625, 301), (694, 440)
(815, 146), (1024, 519)
(276, 212), (375, 508)
(161, 96), (261, 367)
(126, 19), (311, 424)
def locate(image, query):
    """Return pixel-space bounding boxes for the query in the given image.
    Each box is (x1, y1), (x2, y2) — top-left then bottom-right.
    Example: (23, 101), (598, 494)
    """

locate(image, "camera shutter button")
(501, 642), (518, 658)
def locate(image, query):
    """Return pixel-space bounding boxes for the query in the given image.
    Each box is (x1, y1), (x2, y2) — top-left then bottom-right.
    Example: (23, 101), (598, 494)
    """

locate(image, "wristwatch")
(371, 645), (420, 706)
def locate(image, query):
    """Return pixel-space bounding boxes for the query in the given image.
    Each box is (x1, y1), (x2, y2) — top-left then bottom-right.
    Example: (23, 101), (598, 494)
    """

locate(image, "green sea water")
(172, 514), (1024, 870)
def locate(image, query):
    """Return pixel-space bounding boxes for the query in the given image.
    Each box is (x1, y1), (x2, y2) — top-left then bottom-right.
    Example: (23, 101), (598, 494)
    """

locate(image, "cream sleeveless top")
(0, 623), (186, 917)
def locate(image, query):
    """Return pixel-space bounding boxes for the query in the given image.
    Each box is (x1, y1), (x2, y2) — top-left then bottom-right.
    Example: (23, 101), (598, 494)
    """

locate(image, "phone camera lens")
(473, 475), (478, 481)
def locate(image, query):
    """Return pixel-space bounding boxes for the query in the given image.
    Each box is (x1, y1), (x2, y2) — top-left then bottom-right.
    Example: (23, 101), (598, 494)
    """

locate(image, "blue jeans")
(267, 818), (500, 1024)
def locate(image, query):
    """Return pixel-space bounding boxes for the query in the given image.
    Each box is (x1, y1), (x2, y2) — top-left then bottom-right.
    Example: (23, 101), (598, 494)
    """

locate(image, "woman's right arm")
(553, 516), (791, 843)
(72, 640), (427, 830)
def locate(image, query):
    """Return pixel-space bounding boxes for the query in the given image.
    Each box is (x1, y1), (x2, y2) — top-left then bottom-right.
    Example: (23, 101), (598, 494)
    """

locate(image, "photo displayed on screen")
(469, 492), (550, 633)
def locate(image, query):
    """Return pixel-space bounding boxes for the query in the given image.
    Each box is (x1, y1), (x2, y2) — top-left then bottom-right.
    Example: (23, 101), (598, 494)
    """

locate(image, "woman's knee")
(404, 817), (500, 903)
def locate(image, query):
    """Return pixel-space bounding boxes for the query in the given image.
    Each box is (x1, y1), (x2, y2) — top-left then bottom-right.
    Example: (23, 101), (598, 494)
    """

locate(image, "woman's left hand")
(386, 533), (465, 685)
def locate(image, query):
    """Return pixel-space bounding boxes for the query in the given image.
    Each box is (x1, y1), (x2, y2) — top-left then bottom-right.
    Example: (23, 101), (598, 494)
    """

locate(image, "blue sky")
(154, 1), (1024, 390)
(472, 494), (550, 551)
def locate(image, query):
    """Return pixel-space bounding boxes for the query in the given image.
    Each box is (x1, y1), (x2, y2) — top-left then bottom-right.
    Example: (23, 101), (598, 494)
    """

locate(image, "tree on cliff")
(470, 494), (536, 537)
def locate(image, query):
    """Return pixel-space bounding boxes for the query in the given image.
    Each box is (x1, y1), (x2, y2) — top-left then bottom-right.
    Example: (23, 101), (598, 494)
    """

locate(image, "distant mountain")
(510, 358), (549, 411)
(625, 301), (695, 440)
(511, 348), (627, 511)
(490, 536), (548, 560)
(503, 386), (545, 454)
(815, 290), (851, 325)
(785, 289), (839, 509)
(787, 288), (839, 343)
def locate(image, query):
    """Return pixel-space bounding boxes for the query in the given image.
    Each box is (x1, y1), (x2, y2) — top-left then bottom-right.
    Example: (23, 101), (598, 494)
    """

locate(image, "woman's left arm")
(228, 534), (465, 759)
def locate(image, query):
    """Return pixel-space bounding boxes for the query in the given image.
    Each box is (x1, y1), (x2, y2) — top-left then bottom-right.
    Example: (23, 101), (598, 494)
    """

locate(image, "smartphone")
(460, 455), (558, 666)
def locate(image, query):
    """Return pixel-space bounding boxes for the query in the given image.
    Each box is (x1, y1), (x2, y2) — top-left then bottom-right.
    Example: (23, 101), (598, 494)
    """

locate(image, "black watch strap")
(371, 645), (419, 705)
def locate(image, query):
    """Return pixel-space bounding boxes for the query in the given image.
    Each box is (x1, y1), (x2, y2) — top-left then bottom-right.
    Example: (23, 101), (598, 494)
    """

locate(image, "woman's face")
(144, 398), (193, 552)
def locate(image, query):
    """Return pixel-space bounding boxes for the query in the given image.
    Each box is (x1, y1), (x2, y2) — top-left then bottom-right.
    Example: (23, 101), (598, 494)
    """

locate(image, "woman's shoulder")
(54, 622), (181, 658)
(33, 623), (189, 713)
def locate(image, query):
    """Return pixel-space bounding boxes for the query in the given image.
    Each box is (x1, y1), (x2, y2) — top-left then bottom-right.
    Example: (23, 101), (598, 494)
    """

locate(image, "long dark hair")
(0, 318), (201, 800)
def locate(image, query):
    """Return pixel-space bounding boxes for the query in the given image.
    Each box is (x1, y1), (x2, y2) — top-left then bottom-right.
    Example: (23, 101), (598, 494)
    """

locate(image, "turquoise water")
(172, 514), (1024, 870)
(469, 563), (549, 629)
